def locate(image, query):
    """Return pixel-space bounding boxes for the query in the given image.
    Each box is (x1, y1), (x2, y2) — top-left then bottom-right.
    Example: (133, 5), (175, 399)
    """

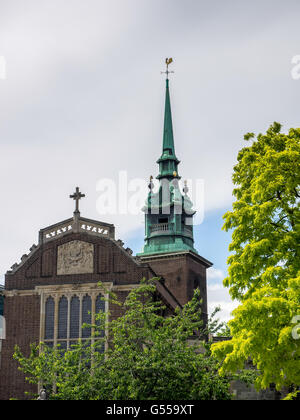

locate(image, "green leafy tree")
(207, 306), (231, 338)
(14, 280), (235, 400)
(212, 123), (300, 398)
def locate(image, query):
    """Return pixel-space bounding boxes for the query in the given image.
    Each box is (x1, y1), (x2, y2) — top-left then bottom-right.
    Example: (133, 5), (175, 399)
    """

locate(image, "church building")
(0, 67), (212, 400)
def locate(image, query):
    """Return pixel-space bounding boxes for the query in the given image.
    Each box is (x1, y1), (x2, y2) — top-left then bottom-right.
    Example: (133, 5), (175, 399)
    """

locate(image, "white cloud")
(207, 267), (237, 324)
(207, 282), (238, 323)
(207, 267), (225, 282)
(1, 0), (300, 277)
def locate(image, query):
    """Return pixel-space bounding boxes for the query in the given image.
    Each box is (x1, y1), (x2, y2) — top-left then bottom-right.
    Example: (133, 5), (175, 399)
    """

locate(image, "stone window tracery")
(43, 290), (105, 351)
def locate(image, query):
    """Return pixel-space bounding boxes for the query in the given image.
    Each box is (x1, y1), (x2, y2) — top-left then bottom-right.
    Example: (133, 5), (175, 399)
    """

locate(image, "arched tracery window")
(43, 292), (105, 352)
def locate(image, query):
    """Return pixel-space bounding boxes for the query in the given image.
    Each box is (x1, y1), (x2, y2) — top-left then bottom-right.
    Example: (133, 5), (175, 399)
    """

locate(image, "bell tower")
(137, 59), (212, 314)
(138, 60), (197, 256)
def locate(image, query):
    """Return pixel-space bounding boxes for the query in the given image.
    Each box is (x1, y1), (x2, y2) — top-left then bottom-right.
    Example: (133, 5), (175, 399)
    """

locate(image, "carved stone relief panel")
(57, 241), (94, 275)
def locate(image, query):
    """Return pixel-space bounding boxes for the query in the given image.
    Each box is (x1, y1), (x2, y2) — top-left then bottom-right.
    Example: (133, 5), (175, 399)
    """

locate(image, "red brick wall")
(5, 233), (152, 291)
(0, 232), (154, 400)
(0, 233), (205, 400)
(0, 295), (40, 400)
(144, 253), (208, 325)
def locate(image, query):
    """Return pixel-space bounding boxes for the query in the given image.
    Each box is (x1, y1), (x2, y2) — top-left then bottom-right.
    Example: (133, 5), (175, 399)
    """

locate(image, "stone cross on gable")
(70, 187), (85, 215)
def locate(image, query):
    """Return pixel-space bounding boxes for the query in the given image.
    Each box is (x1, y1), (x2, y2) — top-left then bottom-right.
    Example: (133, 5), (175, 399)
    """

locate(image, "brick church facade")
(0, 69), (213, 400)
(1, 213), (212, 400)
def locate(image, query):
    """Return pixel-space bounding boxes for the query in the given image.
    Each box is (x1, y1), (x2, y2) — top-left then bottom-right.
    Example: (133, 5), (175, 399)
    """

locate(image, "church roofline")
(5, 221), (139, 277)
(78, 216), (114, 228)
(5, 213), (117, 276)
(128, 259), (182, 310)
(137, 250), (213, 268)
(39, 216), (114, 235)
(154, 278), (182, 310)
(38, 215), (115, 244)
(6, 243), (42, 276)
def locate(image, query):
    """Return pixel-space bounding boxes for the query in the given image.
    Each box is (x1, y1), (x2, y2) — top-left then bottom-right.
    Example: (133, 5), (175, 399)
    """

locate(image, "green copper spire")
(157, 77), (180, 180)
(138, 59), (198, 257)
(162, 79), (175, 154)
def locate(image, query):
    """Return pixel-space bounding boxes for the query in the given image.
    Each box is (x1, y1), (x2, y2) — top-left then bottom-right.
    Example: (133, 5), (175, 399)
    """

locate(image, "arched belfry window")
(43, 290), (106, 351)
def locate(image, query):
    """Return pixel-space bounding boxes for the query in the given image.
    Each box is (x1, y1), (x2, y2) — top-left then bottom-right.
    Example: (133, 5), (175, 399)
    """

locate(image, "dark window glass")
(70, 296), (80, 339)
(58, 296), (68, 339)
(45, 297), (55, 340)
(95, 294), (105, 337)
(69, 341), (78, 349)
(95, 294), (105, 318)
(82, 295), (91, 338)
(94, 341), (105, 354)
(57, 340), (67, 355)
(158, 218), (168, 224)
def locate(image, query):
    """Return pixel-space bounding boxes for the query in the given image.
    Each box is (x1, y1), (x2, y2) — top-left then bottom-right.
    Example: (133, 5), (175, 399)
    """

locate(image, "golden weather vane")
(161, 57), (174, 79)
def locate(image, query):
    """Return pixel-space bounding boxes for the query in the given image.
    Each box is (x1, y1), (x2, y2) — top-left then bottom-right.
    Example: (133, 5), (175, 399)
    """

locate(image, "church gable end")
(5, 229), (153, 291)
(25, 258), (40, 279)
(42, 248), (54, 277)
(113, 250), (128, 273)
(97, 244), (111, 274)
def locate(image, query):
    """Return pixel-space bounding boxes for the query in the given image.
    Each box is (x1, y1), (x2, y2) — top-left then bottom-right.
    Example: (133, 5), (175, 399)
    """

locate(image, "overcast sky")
(0, 0), (299, 321)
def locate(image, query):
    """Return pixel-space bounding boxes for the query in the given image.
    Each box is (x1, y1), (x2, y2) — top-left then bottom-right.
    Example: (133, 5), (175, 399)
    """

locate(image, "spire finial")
(156, 58), (180, 181)
(183, 180), (189, 195)
(161, 58), (174, 80)
(148, 176), (154, 191)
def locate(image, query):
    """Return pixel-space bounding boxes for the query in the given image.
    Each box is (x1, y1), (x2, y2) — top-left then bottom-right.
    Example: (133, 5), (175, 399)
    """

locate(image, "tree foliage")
(14, 280), (234, 400)
(211, 123), (300, 397)
(207, 306), (231, 337)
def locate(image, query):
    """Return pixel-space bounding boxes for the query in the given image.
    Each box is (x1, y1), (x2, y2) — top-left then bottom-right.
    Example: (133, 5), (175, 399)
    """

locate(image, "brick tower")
(137, 59), (212, 317)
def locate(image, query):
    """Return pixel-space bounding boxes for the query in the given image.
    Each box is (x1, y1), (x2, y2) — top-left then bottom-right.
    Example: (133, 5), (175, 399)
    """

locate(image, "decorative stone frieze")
(57, 240), (94, 275)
